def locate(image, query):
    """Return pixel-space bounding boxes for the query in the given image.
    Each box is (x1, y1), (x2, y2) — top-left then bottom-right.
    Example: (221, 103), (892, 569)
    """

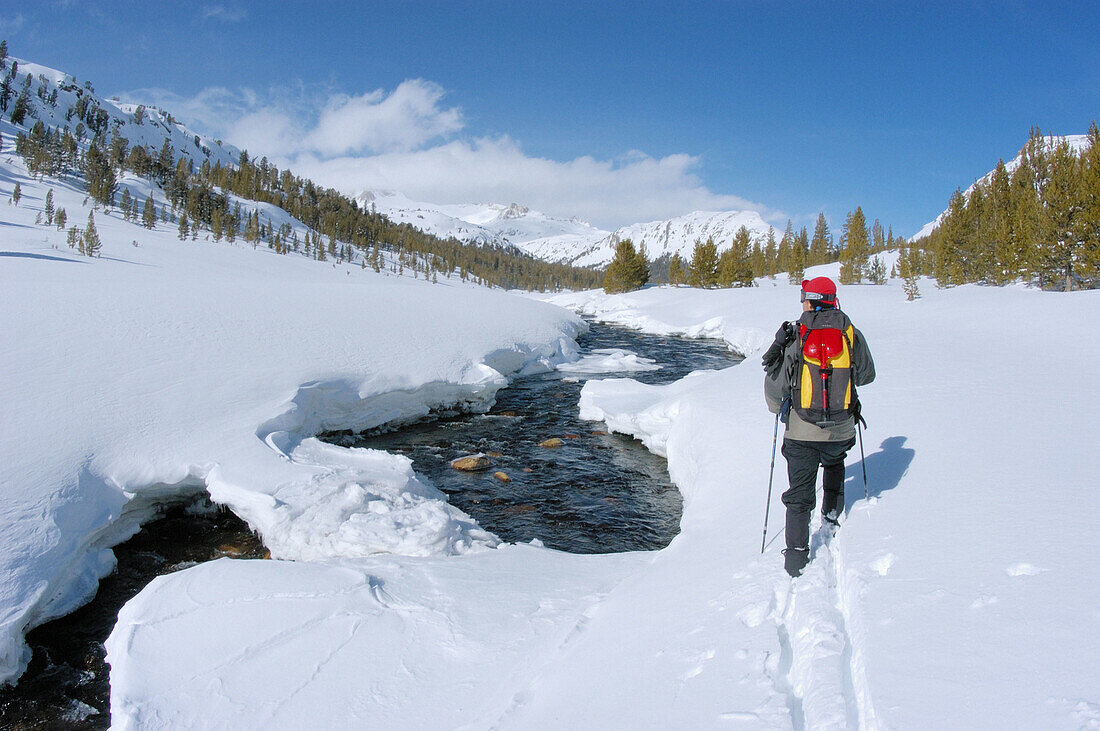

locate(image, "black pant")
(781, 437), (855, 550)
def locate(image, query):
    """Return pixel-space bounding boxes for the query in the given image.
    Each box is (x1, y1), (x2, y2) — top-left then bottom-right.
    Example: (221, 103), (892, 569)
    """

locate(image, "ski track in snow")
(769, 518), (880, 730)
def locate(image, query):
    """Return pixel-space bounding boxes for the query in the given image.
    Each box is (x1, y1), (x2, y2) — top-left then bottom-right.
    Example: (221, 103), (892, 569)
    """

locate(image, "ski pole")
(761, 409), (781, 553)
(858, 420), (869, 500)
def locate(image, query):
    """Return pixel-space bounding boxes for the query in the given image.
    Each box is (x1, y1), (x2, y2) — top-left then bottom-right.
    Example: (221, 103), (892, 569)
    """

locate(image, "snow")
(0, 143), (584, 687)
(555, 347), (660, 376)
(98, 267), (1099, 729)
(4, 56), (1098, 728)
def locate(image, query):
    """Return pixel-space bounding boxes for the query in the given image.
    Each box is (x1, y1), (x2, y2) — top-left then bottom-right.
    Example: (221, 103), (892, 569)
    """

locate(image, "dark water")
(0, 498), (267, 730)
(325, 321), (741, 553)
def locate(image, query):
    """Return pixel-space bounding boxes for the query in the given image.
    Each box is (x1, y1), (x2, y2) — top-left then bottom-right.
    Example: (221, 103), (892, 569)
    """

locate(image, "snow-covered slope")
(356, 189), (611, 260)
(912, 133), (1091, 240)
(574, 209), (777, 268)
(5, 56), (240, 170)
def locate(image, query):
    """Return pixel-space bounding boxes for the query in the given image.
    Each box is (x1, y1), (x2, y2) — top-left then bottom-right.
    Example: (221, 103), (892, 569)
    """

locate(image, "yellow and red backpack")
(791, 310), (860, 427)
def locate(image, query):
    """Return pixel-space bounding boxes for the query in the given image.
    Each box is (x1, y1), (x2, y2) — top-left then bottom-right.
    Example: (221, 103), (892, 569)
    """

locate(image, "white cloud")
(121, 81), (774, 230)
(292, 137), (771, 230)
(305, 80), (463, 155)
(201, 5), (247, 22)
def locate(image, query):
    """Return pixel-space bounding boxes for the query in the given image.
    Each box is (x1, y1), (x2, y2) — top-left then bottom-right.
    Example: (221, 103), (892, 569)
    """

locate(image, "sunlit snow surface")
(108, 274), (1099, 729)
(2, 116), (1099, 726)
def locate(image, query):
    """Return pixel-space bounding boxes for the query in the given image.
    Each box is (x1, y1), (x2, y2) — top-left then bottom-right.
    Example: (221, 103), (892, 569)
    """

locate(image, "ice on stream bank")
(555, 347), (661, 376)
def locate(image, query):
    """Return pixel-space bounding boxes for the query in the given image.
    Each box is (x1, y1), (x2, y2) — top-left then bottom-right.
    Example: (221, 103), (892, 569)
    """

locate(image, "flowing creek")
(0, 320), (739, 728)
(326, 320), (741, 552)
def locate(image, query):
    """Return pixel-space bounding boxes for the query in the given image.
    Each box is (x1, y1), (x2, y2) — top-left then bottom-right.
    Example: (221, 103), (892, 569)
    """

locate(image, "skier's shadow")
(844, 435), (913, 513)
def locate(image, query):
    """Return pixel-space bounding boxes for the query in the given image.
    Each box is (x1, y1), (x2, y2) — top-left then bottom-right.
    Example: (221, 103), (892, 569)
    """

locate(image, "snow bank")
(0, 152), (582, 685)
(541, 285), (769, 357)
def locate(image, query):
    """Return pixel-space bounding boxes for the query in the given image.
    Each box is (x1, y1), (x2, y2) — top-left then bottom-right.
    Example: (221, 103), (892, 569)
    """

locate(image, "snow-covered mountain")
(912, 133), (1091, 240)
(359, 190), (776, 268)
(5, 57), (241, 171)
(576, 209), (776, 267)
(356, 190), (611, 260)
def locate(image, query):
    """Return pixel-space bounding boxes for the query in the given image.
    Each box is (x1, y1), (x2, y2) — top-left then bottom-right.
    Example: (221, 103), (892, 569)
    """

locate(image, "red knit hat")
(801, 276), (837, 305)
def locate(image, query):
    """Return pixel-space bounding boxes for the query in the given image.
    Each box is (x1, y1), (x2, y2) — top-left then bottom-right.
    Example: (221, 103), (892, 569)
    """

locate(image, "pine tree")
(987, 160), (1015, 283)
(717, 227), (755, 287)
(178, 212), (189, 241)
(668, 252), (687, 285)
(839, 207), (870, 284)
(55, 207), (66, 230)
(10, 87), (29, 125)
(932, 191), (970, 286)
(871, 220), (886, 252)
(764, 228), (778, 278)
(83, 142), (117, 206)
(633, 243), (651, 287)
(82, 210), (101, 257)
(777, 220), (794, 275)
(11, 181), (20, 205)
(1009, 159), (1042, 284)
(809, 214), (831, 265)
(898, 245), (921, 300)
(142, 196), (156, 229)
(788, 227), (807, 283)
(868, 256), (888, 284)
(688, 238), (719, 288)
(1042, 138), (1084, 290)
(44, 188), (54, 225)
(1077, 121), (1100, 282)
(119, 188), (133, 221)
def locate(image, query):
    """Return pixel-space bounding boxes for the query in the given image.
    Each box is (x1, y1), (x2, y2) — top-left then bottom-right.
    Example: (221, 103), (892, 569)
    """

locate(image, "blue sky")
(3, 1), (1098, 235)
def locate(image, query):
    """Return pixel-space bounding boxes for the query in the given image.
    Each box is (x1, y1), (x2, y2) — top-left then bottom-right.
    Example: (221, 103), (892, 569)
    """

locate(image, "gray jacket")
(764, 309), (876, 442)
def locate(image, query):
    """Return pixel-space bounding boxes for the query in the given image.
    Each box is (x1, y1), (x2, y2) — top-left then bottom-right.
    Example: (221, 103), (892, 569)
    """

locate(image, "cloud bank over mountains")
(124, 80), (775, 230)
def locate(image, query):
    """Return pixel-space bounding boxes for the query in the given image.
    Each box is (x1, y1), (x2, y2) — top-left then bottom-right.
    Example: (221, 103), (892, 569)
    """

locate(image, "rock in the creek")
(487, 451), (503, 457)
(452, 455), (491, 471)
(497, 411), (517, 417)
(563, 434), (580, 440)
(493, 471), (511, 482)
(539, 438), (564, 449)
(217, 543), (246, 557)
(591, 430), (609, 436)
(522, 467), (534, 473)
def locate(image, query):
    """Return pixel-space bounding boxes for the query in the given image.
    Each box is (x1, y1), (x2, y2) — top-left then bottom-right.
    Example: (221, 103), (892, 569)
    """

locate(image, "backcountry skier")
(761, 276), (875, 577)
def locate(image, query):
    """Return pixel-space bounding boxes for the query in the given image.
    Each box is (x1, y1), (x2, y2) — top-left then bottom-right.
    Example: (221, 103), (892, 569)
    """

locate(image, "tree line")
(604, 212), (904, 293)
(910, 125), (1100, 291)
(3, 41), (602, 291)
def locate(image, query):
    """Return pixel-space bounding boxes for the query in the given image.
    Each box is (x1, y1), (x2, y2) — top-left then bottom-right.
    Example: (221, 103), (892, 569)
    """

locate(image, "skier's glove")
(761, 321), (793, 375)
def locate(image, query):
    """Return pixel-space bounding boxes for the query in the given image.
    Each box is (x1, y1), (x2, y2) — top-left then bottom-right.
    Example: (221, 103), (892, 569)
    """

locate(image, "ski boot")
(783, 547), (809, 577)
